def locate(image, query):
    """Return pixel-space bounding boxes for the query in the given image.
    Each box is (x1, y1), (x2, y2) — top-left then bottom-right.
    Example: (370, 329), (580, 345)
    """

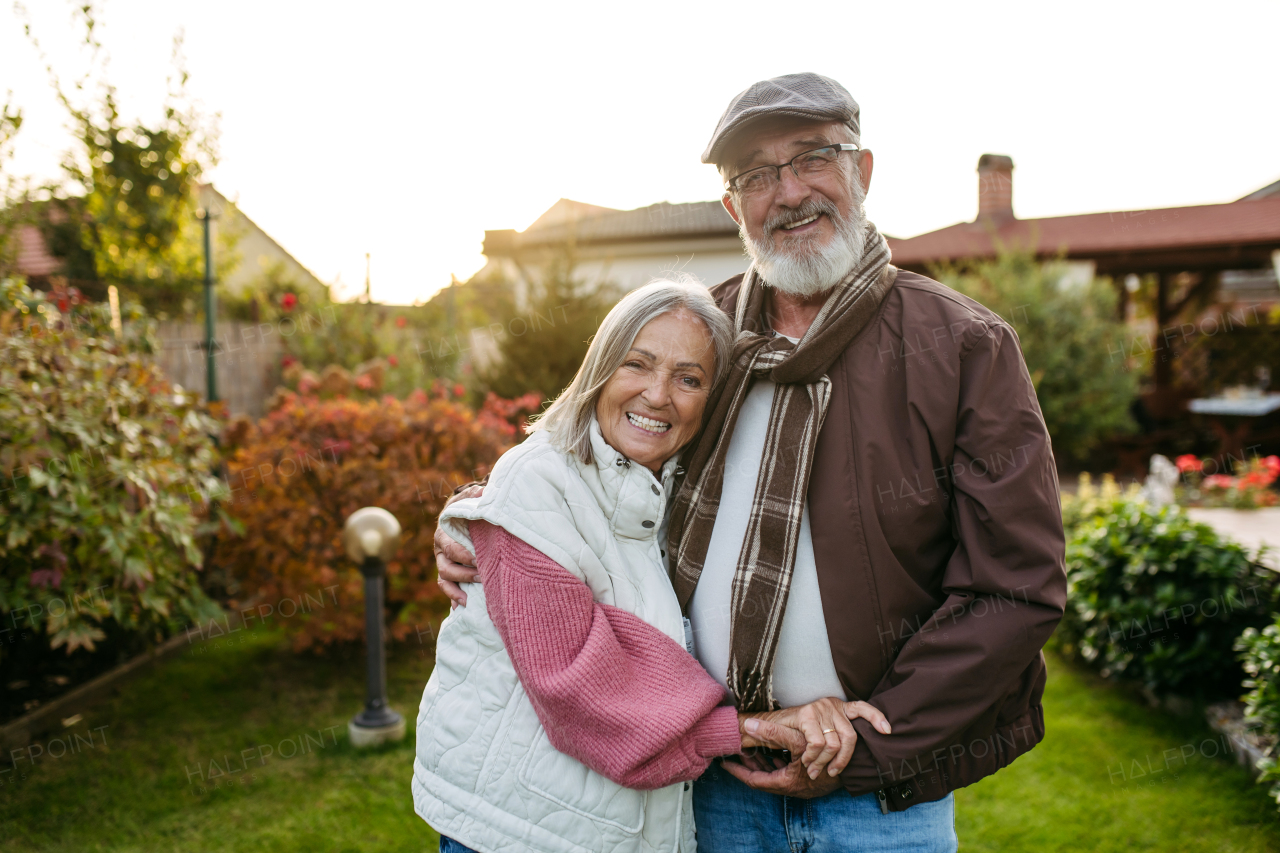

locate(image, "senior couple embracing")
(411, 73), (1068, 853)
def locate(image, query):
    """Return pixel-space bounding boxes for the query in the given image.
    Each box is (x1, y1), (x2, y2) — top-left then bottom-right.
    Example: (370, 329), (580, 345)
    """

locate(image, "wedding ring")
(822, 728), (836, 734)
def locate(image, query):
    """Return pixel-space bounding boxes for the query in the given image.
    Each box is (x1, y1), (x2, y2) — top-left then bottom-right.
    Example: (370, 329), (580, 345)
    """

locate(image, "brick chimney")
(976, 154), (1014, 222)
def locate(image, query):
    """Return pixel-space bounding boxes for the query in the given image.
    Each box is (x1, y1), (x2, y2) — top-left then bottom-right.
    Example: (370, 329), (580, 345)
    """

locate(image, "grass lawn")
(1, 626), (1276, 852)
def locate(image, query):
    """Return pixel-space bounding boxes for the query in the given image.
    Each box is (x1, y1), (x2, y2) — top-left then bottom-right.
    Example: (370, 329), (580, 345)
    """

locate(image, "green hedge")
(1057, 477), (1277, 699)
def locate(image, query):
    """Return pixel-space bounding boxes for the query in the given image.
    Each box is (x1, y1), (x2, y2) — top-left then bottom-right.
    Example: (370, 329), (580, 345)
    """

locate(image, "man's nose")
(775, 166), (811, 208)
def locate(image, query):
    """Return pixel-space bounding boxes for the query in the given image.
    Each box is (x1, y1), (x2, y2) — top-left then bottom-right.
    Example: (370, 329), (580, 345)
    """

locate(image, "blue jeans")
(439, 837), (478, 853)
(693, 760), (957, 853)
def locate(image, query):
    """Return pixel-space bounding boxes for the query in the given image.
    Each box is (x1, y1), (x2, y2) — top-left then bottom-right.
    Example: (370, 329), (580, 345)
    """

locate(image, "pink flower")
(1203, 474), (1236, 490)
(387, 355), (399, 367)
(355, 374), (374, 390)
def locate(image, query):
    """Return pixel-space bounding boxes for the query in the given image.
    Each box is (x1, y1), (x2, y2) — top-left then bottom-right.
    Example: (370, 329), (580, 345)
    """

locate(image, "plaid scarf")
(666, 224), (896, 712)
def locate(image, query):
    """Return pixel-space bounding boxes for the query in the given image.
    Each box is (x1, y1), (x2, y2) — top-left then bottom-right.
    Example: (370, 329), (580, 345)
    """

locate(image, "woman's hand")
(739, 698), (891, 780)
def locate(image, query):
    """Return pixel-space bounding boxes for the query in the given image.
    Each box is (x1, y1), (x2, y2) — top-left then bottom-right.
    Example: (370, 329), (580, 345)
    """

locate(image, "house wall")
(198, 185), (325, 298)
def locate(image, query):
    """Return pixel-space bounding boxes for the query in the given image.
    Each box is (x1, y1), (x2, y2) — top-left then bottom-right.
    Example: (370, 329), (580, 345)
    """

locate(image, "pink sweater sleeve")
(471, 521), (742, 790)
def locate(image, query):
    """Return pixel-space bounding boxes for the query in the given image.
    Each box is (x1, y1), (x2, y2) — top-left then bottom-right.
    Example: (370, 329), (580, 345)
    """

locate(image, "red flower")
(387, 355), (399, 367)
(281, 292), (298, 311)
(1203, 474), (1236, 490)
(1175, 454), (1202, 474)
(395, 317), (407, 328)
(355, 374), (374, 390)
(281, 355), (298, 368)
(453, 383), (466, 398)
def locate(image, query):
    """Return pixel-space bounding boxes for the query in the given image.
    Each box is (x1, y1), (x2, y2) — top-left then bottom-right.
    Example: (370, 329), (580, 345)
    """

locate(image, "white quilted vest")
(411, 421), (700, 853)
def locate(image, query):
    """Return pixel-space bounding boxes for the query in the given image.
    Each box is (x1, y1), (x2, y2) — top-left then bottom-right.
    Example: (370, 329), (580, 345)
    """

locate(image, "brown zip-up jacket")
(709, 269), (1067, 812)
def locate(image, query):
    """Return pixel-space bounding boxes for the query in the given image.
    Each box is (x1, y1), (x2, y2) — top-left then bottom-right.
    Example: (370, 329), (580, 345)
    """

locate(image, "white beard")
(740, 186), (869, 298)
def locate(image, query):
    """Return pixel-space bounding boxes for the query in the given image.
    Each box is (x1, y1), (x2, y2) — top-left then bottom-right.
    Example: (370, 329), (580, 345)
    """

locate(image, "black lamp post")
(342, 507), (406, 746)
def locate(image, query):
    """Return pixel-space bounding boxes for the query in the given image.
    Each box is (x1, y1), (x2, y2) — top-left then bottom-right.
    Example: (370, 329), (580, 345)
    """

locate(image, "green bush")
(0, 279), (224, 656)
(1057, 476), (1277, 698)
(935, 251), (1137, 461)
(1237, 617), (1280, 807)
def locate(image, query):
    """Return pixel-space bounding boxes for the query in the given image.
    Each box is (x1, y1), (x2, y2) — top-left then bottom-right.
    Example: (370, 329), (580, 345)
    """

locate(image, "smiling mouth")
(626, 412), (671, 434)
(779, 213), (822, 231)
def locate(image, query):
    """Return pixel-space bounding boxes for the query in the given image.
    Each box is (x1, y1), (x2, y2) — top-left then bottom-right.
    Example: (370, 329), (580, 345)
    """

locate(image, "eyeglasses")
(725, 144), (859, 197)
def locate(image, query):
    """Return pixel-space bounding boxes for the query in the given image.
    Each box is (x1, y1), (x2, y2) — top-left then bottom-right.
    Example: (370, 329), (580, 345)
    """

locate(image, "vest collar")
(583, 418), (681, 541)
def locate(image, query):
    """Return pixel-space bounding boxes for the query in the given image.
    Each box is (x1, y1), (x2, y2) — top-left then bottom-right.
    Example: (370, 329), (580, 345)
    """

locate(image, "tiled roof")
(516, 200), (737, 247)
(888, 197), (1280, 268)
(16, 225), (61, 277)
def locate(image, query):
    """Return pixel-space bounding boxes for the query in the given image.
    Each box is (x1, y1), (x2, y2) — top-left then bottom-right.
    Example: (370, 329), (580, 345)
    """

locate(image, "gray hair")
(527, 275), (734, 464)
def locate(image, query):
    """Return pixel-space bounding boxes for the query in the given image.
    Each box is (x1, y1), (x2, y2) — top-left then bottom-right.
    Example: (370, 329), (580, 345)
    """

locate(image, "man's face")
(720, 119), (875, 297)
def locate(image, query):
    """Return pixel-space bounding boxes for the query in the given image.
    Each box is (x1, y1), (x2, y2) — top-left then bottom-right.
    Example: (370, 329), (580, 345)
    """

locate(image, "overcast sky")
(3, 1), (1277, 304)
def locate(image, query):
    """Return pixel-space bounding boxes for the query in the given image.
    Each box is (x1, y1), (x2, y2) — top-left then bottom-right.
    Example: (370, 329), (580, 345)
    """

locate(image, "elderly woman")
(412, 279), (888, 853)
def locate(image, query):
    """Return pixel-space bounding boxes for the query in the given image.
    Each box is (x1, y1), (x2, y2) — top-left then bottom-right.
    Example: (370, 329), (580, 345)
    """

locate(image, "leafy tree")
(21, 4), (225, 311)
(479, 255), (621, 400)
(0, 94), (29, 279)
(935, 250), (1137, 461)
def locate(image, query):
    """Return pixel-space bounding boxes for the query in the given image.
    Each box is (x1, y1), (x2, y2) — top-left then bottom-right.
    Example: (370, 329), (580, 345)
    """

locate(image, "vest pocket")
(517, 727), (647, 834)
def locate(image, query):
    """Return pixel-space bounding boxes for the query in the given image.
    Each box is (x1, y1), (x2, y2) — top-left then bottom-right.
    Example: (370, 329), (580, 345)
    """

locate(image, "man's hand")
(720, 754), (845, 799)
(433, 484), (484, 608)
(743, 698), (890, 780)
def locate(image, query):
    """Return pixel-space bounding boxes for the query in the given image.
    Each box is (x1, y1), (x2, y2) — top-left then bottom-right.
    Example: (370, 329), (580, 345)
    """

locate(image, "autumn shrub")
(0, 278), (224, 659)
(216, 385), (539, 651)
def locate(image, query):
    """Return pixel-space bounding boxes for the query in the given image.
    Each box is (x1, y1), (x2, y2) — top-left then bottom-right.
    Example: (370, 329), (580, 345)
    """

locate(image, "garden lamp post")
(342, 507), (406, 747)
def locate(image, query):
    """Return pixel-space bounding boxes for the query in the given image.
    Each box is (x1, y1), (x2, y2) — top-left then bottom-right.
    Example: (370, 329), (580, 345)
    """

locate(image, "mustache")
(762, 198), (841, 239)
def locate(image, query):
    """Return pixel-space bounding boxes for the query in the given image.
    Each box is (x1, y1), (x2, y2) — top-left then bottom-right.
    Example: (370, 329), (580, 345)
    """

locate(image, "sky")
(2, 1), (1277, 305)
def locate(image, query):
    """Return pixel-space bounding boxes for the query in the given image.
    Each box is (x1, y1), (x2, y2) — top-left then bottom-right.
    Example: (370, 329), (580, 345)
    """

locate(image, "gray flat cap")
(702, 72), (860, 165)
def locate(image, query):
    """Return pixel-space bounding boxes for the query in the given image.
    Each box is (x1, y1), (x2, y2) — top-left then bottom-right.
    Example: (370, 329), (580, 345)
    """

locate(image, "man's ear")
(857, 149), (874, 195)
(721, 191), (742, 225)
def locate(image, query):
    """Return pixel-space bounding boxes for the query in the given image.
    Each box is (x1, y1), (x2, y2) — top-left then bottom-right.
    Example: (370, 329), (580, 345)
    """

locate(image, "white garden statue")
(1141, 454), (1179, 508)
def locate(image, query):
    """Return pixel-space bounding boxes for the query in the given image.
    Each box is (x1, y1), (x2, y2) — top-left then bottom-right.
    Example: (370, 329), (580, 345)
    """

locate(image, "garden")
(3, 248), (1280, 850)
(4, 13), (1280, 849)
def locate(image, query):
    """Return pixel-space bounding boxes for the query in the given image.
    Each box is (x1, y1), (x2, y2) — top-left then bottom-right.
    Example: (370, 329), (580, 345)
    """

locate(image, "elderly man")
(437, 73), (1066, 853)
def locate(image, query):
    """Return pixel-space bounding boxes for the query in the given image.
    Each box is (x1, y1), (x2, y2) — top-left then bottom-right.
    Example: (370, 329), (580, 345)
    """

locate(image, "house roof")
(887, 196), (1280, 275)
(487, 199), (738, 255)
(15, 225), (61, 277)
(1240, 178), (1280, 201)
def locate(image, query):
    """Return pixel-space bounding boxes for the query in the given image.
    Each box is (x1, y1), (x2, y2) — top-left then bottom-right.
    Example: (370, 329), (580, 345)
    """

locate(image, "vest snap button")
(651, 484), (660, 495)
(641, 520), (655, 529)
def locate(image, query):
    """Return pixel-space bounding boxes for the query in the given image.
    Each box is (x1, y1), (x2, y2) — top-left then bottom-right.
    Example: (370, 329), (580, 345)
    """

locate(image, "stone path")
(1185, 507), (1280, 571)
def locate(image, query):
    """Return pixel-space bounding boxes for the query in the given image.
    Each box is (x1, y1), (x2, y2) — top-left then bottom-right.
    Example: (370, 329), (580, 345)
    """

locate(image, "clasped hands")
(733, 697), (891, 798)
(434, 499), (892, 799)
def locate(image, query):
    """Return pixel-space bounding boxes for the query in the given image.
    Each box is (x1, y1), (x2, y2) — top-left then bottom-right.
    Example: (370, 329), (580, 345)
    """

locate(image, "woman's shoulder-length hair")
(526, 274), (734, 465)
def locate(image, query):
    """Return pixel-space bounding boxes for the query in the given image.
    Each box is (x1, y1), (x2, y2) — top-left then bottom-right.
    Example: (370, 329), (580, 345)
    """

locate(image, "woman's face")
(596, 310), (715, 473)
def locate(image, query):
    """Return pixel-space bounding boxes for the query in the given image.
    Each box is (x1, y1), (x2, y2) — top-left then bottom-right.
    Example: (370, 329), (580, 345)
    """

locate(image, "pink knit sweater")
(471, 521), (742, 791)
